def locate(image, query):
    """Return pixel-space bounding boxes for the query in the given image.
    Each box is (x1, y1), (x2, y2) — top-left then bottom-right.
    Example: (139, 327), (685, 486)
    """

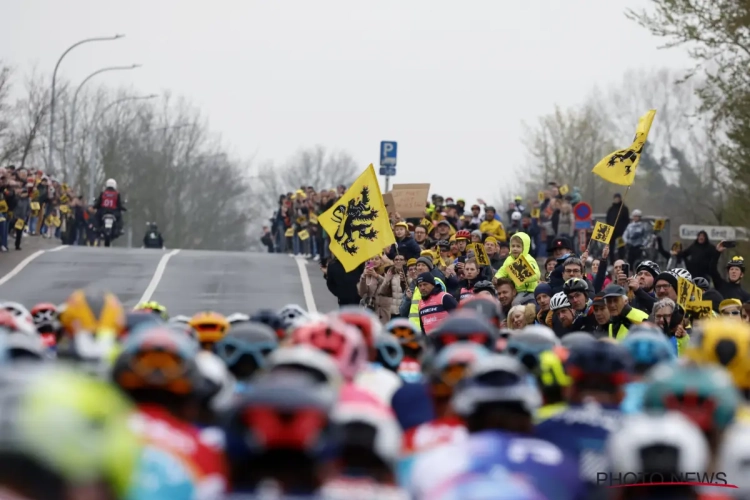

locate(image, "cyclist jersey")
(620, 382), (647, 414)
(408, 430), (584, 500)
(127, 404), (228, 499)
(321, 478), (409, 500)
(355, 364), (403, 407)
(534, 400), (623, 489)
(534, 402), (568, 423)
(398, 415), (467, 486)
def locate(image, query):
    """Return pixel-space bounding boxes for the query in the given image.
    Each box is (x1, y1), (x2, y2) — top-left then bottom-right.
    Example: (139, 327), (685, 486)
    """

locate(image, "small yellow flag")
(468, 243), (490, 267)
(591, 221), (615, 244)
(284, 228), (294, 237)
(559, 185), (569, 196)
(319, 164), (395, 272)
(298, 230), (310, 241)
(507, 254), (537, 287)
(653, 219), (665, 232)
(677, 277), (693, 309)
(592, 109), (656, 186)
(531, 208), (540, 219)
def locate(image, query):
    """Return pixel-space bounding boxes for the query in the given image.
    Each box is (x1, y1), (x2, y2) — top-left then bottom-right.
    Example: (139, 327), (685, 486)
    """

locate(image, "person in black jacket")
(386, 222), (421, 261)
(605, 193), (629, 263)
(671, 230), (717, 280)
(326, 256), (365, 307)
(143, 222), (164, 249)
(710, 242), (750, 303)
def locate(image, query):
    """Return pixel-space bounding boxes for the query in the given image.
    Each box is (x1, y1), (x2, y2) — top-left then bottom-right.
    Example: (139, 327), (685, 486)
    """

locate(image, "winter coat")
(676, 231), (718, 280)
(377, 272), (404, 319)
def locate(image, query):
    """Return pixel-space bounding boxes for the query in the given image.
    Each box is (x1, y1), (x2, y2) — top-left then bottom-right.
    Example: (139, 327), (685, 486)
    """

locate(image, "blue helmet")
(621, 329), (676, 371)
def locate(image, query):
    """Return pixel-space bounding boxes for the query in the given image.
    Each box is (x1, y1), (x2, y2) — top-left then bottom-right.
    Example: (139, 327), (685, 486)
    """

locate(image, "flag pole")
(585, 185), (632, 256)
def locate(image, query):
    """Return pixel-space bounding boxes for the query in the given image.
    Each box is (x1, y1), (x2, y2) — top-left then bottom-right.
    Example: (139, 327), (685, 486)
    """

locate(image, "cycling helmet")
(249, 309), (286, 340)
(452, 354), (542, 417)
(427, 341), (491, 399)
(0, 301), (34, 328)
(455, 229), (471, 240)
(278, 304), (308, 330)
(329, 306), (383, 349)
(621, 330), (676, 373)
(636, 260), (661, 278)
(0, 310), (37, 336)
(607, 412), (709, 481)
(537, 347), (573, 390)
(112, 325), (201, 397)
(428, 310), (498, 353)
(226, 313), (251, 325)
(374, 333), (403, 372)
(563, 278), (588, 294)
(472, 280), (497, 298)
(727, 255), (745, 271)
(222, 372), (336, 462)
(717, 423), (750, 493)
(670, 267), (693, 281)
(123, 310), (164, 338)
(642, 363), (739, 432)
(331, 401), (402, 468)
(30, 302), (59, 336)
(195, 351), (236, 413)
(213, 323), (278, 380)
(685, 318), (750, 393)
(267, 344), (343, 388)
(559, 331), (596, 349)
(384, 318), (424, 357)
(457, 296), (506, 328)
(565, 340), (632, 386)
(506, 326), (560, 371)
(291, 316), (367, 381)
(0, 331), (46, 361)
(692, 276), (710, 291)
(0, 364), (140, 499)
(133, 301), (169, 321)
(188, 311), (230, 349)
(549, 292), (571, 312)
(58, 289), (125, 337)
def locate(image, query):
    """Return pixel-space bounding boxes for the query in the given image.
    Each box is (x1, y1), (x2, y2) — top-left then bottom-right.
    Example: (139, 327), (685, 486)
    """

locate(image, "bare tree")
(4, 70), (51, 170)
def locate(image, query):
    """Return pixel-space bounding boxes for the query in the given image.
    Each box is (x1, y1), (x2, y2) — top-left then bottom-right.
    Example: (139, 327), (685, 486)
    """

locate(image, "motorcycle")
(100, 213), (116, 247)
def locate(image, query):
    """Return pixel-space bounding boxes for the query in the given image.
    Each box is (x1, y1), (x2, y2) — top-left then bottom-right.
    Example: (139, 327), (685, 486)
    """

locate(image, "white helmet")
(277, 304), (308, 329)
(549, 292), (571, 312)
(226, 313), (250, 325)
(331, 402), (403, 467)
(717, 422), (750, 492)
(195, 351), (236, 413)
(670, 268), (693, 281)
(607, 412), (709, 479)
(0, 302), (35, 335)
(267, 344), (343, 388)
(631, 209), (642, 218)
(511, 211), (522, 221)
(105, 178), (117, 190)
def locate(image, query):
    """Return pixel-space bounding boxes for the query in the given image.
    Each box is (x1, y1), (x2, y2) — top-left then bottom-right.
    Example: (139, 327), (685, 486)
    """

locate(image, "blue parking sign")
(380, 141), (397, 168)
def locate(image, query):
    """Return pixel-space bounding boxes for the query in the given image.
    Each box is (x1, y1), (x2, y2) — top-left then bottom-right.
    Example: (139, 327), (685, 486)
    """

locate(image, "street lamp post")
(66, 64), (140, 182)
(87, 94), (157, 202)
(47, 34), (124, 175)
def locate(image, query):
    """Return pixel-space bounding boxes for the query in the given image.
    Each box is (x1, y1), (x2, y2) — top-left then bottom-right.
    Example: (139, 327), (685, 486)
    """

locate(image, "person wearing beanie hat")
(470, 229), (482, 243)
(654, 272), (678, 301)
(386, 221), (421, 262)
(534, 282), (553, 325)
(405, 257), (452, 331)
(416, 271), (457, 334)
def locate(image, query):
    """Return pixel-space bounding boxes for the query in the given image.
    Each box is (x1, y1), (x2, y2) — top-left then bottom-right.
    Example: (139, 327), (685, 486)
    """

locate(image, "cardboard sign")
(559, 185), (569, 196)
(677, 277), (693, 309)
(531, 208), (540, 219)
(538, 191), (546, 202)
(284, 228), (294, 237)
(298, 230), (310, 241)
(687, 300), (713, 319)
(591, 221), (614, 244)
(468, 243), (490, 267)
(653, 219), (665, 232)
(507, 254), (536, 287)
(391, 183), (430, 218)
(382, 192), (396, 219)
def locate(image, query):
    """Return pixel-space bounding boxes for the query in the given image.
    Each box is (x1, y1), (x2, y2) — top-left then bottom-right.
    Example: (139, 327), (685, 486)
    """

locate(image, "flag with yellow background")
(592, 110), (656, 186)
(319, 164), (395, 272)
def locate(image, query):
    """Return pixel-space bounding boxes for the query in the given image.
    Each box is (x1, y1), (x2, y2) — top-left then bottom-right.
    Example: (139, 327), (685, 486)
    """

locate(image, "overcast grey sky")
(3, 0), (690, 202)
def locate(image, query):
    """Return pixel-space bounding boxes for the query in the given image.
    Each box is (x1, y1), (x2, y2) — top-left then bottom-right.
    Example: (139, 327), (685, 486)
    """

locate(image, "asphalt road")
(0, 246), (339, 315)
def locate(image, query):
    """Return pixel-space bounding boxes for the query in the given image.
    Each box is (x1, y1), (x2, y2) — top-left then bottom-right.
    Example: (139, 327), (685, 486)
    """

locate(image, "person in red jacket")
(94, 178), (126, 236)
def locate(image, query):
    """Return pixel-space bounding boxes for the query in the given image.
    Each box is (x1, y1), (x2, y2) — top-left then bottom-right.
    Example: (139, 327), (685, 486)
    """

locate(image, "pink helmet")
(291, 316), (367, 381)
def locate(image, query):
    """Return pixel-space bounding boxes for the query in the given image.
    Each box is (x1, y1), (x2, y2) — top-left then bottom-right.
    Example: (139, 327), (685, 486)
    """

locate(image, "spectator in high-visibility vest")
(416, 273), (457, 334)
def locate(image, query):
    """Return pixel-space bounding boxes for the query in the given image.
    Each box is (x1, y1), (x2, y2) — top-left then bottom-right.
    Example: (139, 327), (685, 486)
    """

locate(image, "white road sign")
(679, 224), (748, 241)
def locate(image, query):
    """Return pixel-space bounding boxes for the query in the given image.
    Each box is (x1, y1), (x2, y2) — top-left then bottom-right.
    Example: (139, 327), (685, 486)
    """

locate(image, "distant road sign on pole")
(679, 224), (749, 241)
(379, 141), (397, 192)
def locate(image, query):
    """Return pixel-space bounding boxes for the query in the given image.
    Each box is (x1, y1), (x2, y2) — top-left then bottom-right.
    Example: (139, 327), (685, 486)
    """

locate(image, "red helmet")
(30, 303), (59, 335)
(455, 230), (471, 241)
(291, 317), (367, 381)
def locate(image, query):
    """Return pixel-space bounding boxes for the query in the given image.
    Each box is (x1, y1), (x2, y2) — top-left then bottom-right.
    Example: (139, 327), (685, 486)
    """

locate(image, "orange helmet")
(58, 289), (125, 337)
(188, 312), (229, 348)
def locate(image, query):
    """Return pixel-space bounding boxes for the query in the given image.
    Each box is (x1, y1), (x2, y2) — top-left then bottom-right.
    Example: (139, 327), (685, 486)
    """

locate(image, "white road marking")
(0, 250), (46, 287)
(138, 249), (181, 304)
(47, 245), (68, 252)
(295, 256), (318, 313)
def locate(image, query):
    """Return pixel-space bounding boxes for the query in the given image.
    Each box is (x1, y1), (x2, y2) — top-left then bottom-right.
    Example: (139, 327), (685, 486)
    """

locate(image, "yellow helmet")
(188, 311), (230, 348)
(685, 317), (750, 391)
(58, 289), (125, 337)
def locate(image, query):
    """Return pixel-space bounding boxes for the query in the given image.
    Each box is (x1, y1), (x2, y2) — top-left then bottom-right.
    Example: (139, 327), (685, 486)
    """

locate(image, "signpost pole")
(385, 175), (390, 193)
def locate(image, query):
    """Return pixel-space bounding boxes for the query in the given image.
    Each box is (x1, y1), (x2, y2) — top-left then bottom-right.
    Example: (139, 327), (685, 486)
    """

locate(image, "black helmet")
(692, 277), (710, 291)
(429, 311), (497, 353)
(636, 260), (661, 279)
(563, 278), (588, 294)
(727, 256), (745, 272)
(560, 331), (596, 349)
(457, 296), (505, 328)
(472, 280), (497, 298)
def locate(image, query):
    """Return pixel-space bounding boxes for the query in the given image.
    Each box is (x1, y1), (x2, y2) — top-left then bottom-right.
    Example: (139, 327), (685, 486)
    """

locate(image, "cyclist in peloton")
(94, 178), (126, 236)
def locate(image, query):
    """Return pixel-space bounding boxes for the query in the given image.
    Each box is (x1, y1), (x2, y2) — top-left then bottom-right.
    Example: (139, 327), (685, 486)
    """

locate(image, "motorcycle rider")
(143, 222), (164, 249)
(94, 178), (125, 236)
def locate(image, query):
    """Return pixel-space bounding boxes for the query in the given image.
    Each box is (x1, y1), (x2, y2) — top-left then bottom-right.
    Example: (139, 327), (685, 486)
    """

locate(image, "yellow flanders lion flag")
(592, 109), (656, 186)
(319, 164), (395, 272)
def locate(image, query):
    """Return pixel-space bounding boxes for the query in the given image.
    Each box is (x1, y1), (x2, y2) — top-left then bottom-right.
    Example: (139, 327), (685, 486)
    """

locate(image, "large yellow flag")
(592, 109), (656, 186)
(319, 164), (395, 272)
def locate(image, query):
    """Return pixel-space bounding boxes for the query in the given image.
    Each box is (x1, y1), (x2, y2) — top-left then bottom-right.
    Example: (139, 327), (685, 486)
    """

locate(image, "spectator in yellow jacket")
(479, 206), (506, 242)
(494, 232), (540, 303)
